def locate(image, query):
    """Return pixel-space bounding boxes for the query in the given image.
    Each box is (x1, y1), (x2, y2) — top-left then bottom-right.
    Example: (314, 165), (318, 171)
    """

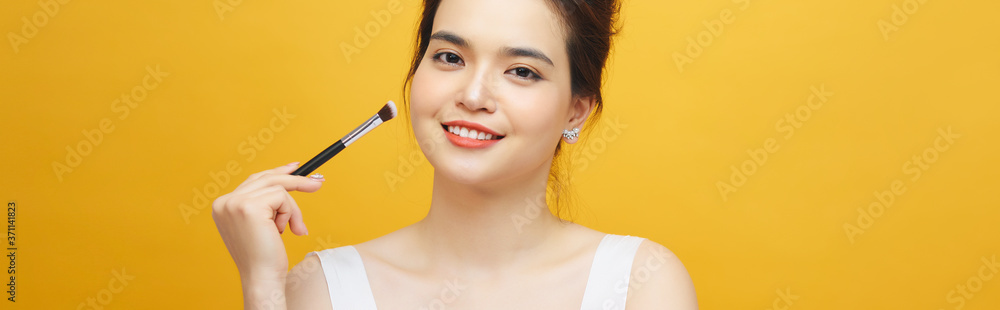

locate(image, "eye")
(432, 52), (464, 66)
(506, 67), (542, 81)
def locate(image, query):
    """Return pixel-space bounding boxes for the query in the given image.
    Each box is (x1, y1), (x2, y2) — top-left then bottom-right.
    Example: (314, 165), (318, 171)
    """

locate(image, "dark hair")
(402, 0), (621, 219)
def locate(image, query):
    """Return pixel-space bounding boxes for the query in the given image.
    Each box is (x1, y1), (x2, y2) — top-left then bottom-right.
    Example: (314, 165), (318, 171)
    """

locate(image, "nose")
(456, 68), (497, 113)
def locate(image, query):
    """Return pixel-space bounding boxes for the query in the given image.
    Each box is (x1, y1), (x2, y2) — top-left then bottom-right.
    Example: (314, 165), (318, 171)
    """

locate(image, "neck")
(413, 167), (565, 272)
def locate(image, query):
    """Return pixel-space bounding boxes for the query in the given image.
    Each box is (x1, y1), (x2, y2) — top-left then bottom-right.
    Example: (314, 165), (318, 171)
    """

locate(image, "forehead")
(432, 0), (567, 60)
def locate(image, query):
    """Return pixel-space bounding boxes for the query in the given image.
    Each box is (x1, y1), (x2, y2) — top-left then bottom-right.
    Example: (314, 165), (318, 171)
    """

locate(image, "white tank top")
(306, 234), (645, 309)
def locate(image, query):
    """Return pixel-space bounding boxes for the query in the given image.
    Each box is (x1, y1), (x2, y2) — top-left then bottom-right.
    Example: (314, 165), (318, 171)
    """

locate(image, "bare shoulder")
(284, 229), (405, 310)
(285, 254), (333, 310)
(353, 224), (425, 268)
(625, 239), (698, 310)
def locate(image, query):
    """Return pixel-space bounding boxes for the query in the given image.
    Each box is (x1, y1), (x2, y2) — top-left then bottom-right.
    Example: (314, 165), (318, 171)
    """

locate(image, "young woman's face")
(410, 0), (579, 187)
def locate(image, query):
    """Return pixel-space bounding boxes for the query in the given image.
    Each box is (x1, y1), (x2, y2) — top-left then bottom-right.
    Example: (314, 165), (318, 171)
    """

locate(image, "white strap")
(307, 246), (378, 310)
(579, 234), (646, 310)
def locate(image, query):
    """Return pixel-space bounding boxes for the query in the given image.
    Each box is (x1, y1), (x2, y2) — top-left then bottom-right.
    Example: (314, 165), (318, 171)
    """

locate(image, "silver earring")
(562, 128), (580, 140)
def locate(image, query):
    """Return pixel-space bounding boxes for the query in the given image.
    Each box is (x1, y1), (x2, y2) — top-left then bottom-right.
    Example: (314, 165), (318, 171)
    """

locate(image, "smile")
(441, 120), (504, 148)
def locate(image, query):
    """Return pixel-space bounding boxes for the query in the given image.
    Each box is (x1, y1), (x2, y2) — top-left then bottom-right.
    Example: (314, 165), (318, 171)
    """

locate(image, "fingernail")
(286, 162), (300, 167)
(308, 173), (325, 181)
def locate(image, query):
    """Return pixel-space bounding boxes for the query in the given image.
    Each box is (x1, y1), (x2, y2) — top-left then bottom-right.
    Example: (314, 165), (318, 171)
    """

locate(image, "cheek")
(409, 65), (446, 133)
(506, 86), (566, 138)
(500, 88), (566, 165)
(409, 66), (432, 116)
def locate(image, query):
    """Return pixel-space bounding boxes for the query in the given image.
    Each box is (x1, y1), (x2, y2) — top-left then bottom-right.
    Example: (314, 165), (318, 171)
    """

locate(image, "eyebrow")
(429, 31), (469, 49)
(501, 46), (554, 67)
(429, 31), (555, 67)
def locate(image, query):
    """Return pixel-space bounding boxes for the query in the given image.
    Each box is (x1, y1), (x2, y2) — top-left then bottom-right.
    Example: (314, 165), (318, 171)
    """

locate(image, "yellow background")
(2, 0), (998, 308)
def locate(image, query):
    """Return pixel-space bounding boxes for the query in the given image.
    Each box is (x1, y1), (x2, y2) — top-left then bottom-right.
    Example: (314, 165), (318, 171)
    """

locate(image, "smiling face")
(409, 0), (589, 188)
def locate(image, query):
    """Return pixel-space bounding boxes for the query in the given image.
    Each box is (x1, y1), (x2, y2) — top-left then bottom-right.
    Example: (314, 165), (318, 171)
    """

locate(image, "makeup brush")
(291, 101), (397, 176)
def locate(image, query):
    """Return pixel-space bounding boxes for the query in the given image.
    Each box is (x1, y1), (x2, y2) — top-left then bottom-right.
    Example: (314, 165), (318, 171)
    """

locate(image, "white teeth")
(446, 125), (500, 141)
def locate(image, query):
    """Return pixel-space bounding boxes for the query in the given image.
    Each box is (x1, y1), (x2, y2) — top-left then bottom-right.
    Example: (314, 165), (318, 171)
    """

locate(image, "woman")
(212, 0), (697, 308)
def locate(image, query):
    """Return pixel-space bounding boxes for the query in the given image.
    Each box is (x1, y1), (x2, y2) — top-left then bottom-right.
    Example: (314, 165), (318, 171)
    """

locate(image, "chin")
(428, 150), (504, 186)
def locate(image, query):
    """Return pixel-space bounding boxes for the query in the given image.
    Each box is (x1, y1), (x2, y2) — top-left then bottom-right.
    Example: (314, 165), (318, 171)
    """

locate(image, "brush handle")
(291, 140), (345, 176)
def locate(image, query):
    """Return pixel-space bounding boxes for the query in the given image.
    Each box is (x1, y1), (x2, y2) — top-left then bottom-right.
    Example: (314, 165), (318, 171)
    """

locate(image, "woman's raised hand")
(211, 162), (324, 309)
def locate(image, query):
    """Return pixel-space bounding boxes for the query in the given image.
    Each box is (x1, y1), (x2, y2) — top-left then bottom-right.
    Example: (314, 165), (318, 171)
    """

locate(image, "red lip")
(441, 120), (504, 149)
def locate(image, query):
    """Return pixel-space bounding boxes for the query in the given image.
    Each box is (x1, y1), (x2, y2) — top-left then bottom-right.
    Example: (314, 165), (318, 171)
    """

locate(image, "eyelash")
(432, 52), (464, 67)
(431, 52), (544, 81)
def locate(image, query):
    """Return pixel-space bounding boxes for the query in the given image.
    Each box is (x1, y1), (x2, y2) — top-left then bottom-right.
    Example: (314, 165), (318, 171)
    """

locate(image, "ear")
(566, 95), (596, 131)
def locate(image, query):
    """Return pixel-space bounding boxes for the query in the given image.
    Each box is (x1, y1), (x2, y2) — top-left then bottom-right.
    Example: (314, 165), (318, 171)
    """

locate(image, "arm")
(211, 163), (325, 310)
(242, 275), (289, 310)
(285, 255), (334, 310)
(625, 240), (698, 310)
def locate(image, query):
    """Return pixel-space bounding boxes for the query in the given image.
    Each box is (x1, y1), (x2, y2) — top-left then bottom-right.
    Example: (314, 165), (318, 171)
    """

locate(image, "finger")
(285, 190), (308, 236)
(275, 209), (290, 234)
(233, 173), (324, 196)
(221, 186), (289, 234)
(238, 162), (301, 187)
(245, 185), (295, 233)
(271, 188), (300, 235)
(274, 189), (308, 236)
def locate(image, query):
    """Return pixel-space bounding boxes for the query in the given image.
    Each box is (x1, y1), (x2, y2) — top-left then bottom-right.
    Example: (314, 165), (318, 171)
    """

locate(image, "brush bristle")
(377, 100), (397, 122)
